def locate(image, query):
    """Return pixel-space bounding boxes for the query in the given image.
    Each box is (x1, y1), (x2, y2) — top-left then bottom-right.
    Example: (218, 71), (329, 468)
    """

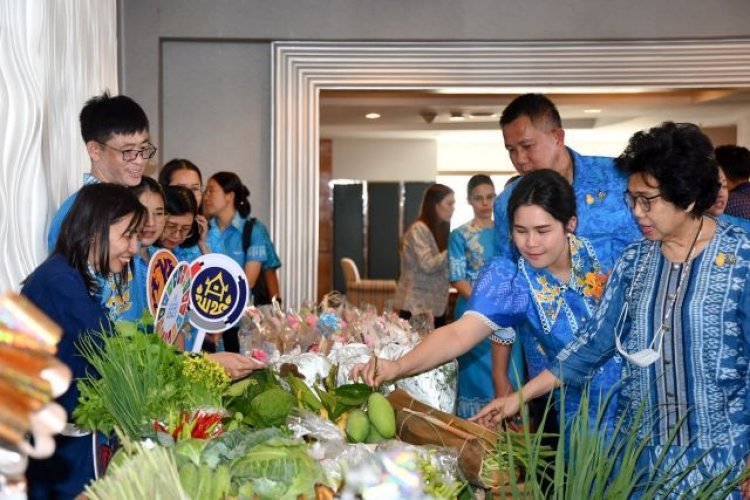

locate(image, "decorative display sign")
(188, 254), (248, 332)
(146, 249), (178, 316)
(154, 262), (192, 345)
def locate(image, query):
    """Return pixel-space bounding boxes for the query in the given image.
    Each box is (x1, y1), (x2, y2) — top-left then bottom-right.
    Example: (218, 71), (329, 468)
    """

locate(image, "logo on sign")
(192, 268), (238, 320)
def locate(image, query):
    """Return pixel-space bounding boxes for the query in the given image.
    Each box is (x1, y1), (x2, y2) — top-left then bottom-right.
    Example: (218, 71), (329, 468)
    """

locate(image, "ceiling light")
(583, 108), (602, 114)
(449, 111), (465, 121)
(365, 112), (381, 119)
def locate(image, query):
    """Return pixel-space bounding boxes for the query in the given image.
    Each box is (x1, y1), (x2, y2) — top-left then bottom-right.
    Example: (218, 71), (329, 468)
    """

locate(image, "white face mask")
(615, 217), (703, 368)
(614, 301), (663, 368)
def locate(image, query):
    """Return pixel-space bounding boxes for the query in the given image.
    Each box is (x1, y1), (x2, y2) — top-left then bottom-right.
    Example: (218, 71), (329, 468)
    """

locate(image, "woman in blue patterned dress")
(352, 170), (620, 434)
(449, 175), (525, 418)
(474, 123), (750, 497)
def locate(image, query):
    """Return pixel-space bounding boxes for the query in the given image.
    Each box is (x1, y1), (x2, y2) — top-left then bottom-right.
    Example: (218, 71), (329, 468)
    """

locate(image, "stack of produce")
(242, 298), (457, 412)
(76, 324), (466, 499)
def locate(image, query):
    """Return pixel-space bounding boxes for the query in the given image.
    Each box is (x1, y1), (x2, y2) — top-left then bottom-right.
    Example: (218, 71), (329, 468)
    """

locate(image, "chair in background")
(339, 258), (397, 314)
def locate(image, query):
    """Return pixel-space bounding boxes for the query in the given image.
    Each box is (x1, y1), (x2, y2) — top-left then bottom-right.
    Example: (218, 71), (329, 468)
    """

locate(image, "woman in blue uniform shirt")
(448, 174), (525, 418)
(202, 172), (281, 302)
(352, 170), (621, 436)
(23, 183), (146, 498)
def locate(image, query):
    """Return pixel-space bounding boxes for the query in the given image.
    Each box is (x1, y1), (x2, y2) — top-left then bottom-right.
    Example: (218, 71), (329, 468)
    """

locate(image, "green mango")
(367, 392), (396, 439)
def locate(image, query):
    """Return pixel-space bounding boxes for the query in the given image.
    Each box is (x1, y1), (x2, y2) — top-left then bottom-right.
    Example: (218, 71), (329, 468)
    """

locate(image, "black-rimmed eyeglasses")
(624, 191), (662, 212)
(97, 141), (158, 162)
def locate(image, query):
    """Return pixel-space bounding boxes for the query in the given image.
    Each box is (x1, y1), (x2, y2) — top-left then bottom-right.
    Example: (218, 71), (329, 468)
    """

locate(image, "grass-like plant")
(488, 382), (748, 499)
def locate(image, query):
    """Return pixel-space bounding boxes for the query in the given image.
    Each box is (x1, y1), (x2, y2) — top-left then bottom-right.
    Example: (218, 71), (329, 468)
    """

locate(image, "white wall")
(331, 138), (436, 181)
(161, 41), (270, 222)
(120, 0), (750, 218)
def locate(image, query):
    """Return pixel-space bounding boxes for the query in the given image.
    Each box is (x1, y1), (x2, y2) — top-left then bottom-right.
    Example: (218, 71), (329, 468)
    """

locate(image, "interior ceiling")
(319, 88), (750, 140)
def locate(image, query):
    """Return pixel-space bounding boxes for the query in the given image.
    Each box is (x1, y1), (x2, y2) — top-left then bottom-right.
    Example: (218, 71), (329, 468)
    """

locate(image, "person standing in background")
(158, 159), (211, 256)
(449, 175), (525, 418)
(202, 172), (282, 304)
(715, 145), (750, 219)
(395, 184), (455, 329)
(126, 177), (168, 323)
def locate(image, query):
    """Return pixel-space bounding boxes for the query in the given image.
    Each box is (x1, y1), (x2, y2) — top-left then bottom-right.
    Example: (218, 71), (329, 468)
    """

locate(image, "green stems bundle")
(490, 384), (747, 499)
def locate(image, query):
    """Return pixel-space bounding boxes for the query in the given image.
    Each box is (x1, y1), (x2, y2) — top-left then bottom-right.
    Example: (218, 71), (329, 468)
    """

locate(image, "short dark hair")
(467, 174), (494, 198)
(163, 185), (200, 248)
(54, 183), (147, 295)
(715, 145), (750, 182)
(508, 169), (576, 229)
(130, 176), (165, 202)
(499, 93), (562, 130)
(209, 172), (251, 218)
(615, 122), (719, 218)
(417, 183), (454, 251)
(158, 158), (203, 187)
(80, 92), (149, 144)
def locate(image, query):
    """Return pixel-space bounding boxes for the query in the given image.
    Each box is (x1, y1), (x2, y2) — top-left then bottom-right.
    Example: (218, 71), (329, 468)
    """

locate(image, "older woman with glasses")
(473, 122), (750, 497)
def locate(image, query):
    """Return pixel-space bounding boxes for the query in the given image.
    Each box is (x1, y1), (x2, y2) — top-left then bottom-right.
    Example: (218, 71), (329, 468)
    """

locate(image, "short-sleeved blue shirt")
(206, 212), (281, 269)
(466, 235), (621, 430)
(494, 148), (640, 261)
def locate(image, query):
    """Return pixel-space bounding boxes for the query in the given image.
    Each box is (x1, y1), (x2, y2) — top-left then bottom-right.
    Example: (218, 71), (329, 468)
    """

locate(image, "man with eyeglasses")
(47, 92), (155, 251)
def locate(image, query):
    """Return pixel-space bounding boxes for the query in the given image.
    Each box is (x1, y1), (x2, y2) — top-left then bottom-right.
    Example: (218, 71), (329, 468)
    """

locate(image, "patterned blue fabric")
(206, 212), (268, 268)
(254, 219), (282, 270)
(493, 148), (640, 262)
(720, 212), (750, 233)
(448, 221), (524, 417)
(552, 220), (750, 496)
(726, 182), (750, 219)
(47, 173), (101, 252)
(124, 248), (158, 324)
(467, 235), (621, 433)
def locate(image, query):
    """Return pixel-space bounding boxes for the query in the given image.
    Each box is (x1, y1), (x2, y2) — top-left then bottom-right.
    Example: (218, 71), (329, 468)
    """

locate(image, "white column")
(736, 113), (750, 149)
(0, 0), (117, 292)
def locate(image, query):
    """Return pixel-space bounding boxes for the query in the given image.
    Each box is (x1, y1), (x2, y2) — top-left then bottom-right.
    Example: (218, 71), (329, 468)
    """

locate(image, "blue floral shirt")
(493, 148), (640, 262)
(448, 221), (497, 285)
(466, 235), (620, 427)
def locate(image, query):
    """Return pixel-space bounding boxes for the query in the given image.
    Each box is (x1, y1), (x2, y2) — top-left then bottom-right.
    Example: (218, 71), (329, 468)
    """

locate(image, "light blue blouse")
(206, 212), (277, 269)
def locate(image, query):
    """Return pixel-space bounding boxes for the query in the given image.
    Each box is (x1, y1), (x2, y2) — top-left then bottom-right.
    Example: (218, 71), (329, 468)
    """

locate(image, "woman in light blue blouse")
(449, 174), (524, 418)
(353, 170), (620, 436)
(203, 172), (280, 298)
(475, 123), (750, 497)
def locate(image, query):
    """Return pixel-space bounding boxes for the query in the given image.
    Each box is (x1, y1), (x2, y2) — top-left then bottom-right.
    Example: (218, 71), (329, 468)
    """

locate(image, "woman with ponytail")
(203, 172), (282, 307)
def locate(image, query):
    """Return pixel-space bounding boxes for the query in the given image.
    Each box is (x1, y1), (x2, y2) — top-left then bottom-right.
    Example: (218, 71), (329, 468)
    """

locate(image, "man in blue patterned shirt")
(493, 93), (640, 259)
